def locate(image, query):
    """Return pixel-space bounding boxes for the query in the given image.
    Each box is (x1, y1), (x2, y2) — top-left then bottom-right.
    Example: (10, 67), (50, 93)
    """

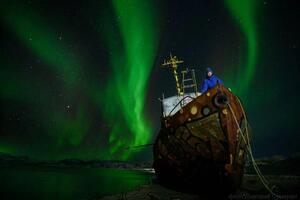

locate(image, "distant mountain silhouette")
(1, 152), (299, 175)
(0, 152), (152, 169)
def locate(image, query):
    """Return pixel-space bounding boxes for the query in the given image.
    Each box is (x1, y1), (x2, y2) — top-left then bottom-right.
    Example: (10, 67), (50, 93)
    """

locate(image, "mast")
(162, 53), (184, 96)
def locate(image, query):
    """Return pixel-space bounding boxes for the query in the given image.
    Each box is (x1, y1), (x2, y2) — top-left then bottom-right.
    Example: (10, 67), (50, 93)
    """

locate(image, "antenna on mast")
(162, 53), (184, 96)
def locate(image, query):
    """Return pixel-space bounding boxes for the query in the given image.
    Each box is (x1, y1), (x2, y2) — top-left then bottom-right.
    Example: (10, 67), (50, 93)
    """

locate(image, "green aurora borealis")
(225, 0), (258, 96)
(1, 3), (90, 157)
(1, 0), (299, 160)
(101, 0), (159, 159)
(1, 0), (159, 160)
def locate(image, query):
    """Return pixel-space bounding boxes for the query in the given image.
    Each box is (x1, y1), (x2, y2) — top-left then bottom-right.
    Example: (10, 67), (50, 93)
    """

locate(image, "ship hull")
(153, 85), (250, 193)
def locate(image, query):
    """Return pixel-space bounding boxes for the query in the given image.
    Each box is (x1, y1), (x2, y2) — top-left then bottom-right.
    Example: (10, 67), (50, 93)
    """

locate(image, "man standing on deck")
(197, 67), (223, 96)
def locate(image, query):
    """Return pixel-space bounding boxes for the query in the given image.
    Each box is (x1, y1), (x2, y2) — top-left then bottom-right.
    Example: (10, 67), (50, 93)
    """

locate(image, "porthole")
(202, 106), (210, 116)
(190, 106), (198, 115)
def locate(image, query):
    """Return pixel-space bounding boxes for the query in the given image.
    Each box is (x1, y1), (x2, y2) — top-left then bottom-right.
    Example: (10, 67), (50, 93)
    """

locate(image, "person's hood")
(206, 67), (213, 73)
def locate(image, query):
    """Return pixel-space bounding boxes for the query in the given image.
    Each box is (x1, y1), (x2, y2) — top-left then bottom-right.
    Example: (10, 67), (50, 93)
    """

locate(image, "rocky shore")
(99, 175), (300, 200)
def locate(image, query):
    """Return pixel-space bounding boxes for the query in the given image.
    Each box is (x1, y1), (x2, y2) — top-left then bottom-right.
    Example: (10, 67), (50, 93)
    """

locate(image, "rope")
(226, 101), (281, 198)
(236, 98), (270, 185)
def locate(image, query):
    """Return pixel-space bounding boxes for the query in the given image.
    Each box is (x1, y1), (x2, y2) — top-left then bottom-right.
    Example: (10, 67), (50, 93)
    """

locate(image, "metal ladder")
(181, 68), (197, 95)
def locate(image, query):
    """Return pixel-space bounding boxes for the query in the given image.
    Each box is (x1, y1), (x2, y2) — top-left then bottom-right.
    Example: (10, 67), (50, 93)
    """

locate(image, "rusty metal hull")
(153, 85), (250, 192)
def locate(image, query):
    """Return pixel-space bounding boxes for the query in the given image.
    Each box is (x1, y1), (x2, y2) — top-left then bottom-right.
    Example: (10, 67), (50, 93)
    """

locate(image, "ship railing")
(168, 95), (195, 116)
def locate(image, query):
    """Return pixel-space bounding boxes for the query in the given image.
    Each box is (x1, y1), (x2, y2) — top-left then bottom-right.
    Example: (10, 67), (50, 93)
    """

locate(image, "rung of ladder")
(183, 78), (193, 82)
(181, 68), (197, 94)
(183, 84), (196, 88)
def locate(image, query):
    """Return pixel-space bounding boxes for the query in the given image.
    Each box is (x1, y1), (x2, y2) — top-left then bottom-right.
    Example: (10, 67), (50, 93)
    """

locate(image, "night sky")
(1, 0), (299, 161)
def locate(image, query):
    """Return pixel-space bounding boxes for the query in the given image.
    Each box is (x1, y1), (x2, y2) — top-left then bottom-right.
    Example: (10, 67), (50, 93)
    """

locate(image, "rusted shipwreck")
(153, 54), (250, 192)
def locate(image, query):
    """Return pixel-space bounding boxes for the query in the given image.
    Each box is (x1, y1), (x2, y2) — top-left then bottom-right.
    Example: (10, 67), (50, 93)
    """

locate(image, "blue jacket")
(200, 74), (223, 93)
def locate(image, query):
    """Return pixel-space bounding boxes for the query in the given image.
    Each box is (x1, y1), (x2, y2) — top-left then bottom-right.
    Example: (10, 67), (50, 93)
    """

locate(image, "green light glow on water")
(102, 0), (159, 159)
(225, 0), (258, 96)
(0, 168), (152, 200)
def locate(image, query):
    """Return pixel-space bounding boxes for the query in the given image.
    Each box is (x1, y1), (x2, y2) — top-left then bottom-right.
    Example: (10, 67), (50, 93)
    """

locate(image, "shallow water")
(0, 167), (153, 200)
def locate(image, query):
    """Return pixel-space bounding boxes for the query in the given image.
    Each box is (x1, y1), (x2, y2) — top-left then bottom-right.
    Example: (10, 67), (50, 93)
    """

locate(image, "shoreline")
(99, 174), (300, 200)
